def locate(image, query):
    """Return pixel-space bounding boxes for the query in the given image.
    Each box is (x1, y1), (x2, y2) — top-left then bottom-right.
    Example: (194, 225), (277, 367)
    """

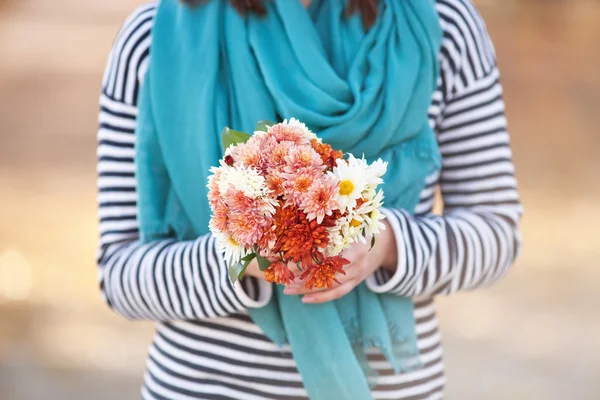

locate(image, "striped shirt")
(97, 1), (523, 399)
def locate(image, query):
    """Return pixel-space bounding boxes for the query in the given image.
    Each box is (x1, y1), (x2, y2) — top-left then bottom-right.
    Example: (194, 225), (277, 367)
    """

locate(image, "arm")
(293, 1), (522, 304)
(366, 1), (522, 297)
(97, 5), (272, 322)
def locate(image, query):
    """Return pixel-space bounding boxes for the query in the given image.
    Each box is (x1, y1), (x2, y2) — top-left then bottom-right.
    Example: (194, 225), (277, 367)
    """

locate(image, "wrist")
(379, 220), (398, 271)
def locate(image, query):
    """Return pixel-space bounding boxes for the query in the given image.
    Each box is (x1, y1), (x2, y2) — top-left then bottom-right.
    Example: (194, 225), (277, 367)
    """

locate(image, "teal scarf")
(136, 0), (442, 398)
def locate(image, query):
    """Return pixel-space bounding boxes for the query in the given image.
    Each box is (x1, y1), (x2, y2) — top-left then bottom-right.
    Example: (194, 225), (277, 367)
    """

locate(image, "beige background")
(0, 0), (599, 398)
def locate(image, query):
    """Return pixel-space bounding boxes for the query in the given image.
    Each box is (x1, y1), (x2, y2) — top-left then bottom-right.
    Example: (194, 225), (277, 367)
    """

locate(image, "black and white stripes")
(96, 1), (522, 398)
(102, 3), (155, 105)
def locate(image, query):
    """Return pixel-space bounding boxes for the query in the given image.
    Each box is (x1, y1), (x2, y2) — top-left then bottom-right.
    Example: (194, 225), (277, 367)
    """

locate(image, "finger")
(283, 274), (349, 295)
(301, 279), (358, 304)
(283, 265), (360, 295)
(341, 243), (369, 264)
(283, 285), (318, 296)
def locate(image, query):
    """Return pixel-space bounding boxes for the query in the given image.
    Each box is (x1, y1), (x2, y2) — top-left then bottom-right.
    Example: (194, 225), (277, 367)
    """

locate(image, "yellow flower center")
(339, 180), (355, 196)
(229, 237), (239, 246)
(350, 219), (362, 228)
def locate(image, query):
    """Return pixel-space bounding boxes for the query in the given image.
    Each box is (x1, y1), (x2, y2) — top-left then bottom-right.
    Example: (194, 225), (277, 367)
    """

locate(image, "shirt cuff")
(233, 277), (273, 308)
(365, 207), (407, 294)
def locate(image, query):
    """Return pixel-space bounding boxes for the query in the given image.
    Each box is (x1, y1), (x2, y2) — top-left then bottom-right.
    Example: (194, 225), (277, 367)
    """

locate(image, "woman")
(97, 0), (522, 398)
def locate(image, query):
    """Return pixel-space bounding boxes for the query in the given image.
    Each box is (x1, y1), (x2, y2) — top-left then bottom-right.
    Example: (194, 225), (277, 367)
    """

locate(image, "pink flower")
(268, 140), (295, 169)
(209, 199), (229, 233)
(262, 141), (299, 198)
(253, 130), (278, 149)
(265, 168), (286, 197)
(229, 136), (275, 173)
(300, 175), (340, 224)
(283, 145), (324, 174)
(224, 189), (273, 247)
(282, 167), (323, 206)
(208, 166), (222, 193)
(268, 120), (312, 145)
(227, 143), (245, 166)
(228, 210), (270, 248)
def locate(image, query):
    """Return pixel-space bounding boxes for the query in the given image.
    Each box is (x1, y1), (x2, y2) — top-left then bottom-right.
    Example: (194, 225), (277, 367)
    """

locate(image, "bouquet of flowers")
(208, 118), (387, 289)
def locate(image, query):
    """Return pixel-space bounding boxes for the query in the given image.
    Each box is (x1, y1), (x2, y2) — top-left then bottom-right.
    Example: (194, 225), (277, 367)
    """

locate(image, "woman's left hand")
(283, 220), (398, 304)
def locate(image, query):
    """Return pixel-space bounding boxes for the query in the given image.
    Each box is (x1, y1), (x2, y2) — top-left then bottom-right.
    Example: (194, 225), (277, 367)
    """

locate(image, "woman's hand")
(283, 220), (398, 304)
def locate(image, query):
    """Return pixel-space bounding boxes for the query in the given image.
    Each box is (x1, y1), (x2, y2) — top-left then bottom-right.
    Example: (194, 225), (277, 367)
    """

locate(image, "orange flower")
(272, 201), (297, 238)
(263, 260), (295, 286)
(300, 256), (350, 289)
(273, 208), (330, 268)
(310, 139), (344, 168)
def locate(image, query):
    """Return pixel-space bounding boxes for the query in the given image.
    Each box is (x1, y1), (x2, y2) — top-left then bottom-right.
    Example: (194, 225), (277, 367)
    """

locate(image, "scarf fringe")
(344, 317), (424, 378)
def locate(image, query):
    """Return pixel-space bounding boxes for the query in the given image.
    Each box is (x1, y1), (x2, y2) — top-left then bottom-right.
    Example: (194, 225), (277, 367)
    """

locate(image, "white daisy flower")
(369, 158), (388, 179)
(361, 185), (377, 202)
(361, 189), (386, 237)
(363, 207), (386, 237)
(213, 230), (248, 266)
(342, 217), (365, 244)
(325, 226), (346, 257)
(325, 216), (363, 256)
(330, 156), (368, 213)
(353, 190), (379, 217)
(358, 159), (385, 198)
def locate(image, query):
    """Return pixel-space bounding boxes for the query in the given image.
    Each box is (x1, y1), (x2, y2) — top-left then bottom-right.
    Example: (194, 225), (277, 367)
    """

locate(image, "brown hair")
(181, 0), (379, 30)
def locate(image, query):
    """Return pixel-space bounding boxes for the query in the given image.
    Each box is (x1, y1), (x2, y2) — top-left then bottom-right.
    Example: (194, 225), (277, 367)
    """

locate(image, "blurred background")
(0, 0), (599, 399)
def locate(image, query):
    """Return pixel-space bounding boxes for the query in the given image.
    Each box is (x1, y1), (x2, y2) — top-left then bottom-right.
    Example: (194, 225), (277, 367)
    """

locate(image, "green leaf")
(222, 126), (252, 150)
(256, 254), (272, 271)
(228, 253), (256, 284)
(370, 235), (376, 250)
(255, 120), (276, 133)
(228, 262), (245, 284)
(241, 253), (257, 263)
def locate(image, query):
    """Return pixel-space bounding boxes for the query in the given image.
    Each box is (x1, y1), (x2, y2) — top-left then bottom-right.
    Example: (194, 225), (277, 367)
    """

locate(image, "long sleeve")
(367, 0), (523, 297)
(96, 5), (272, 322)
